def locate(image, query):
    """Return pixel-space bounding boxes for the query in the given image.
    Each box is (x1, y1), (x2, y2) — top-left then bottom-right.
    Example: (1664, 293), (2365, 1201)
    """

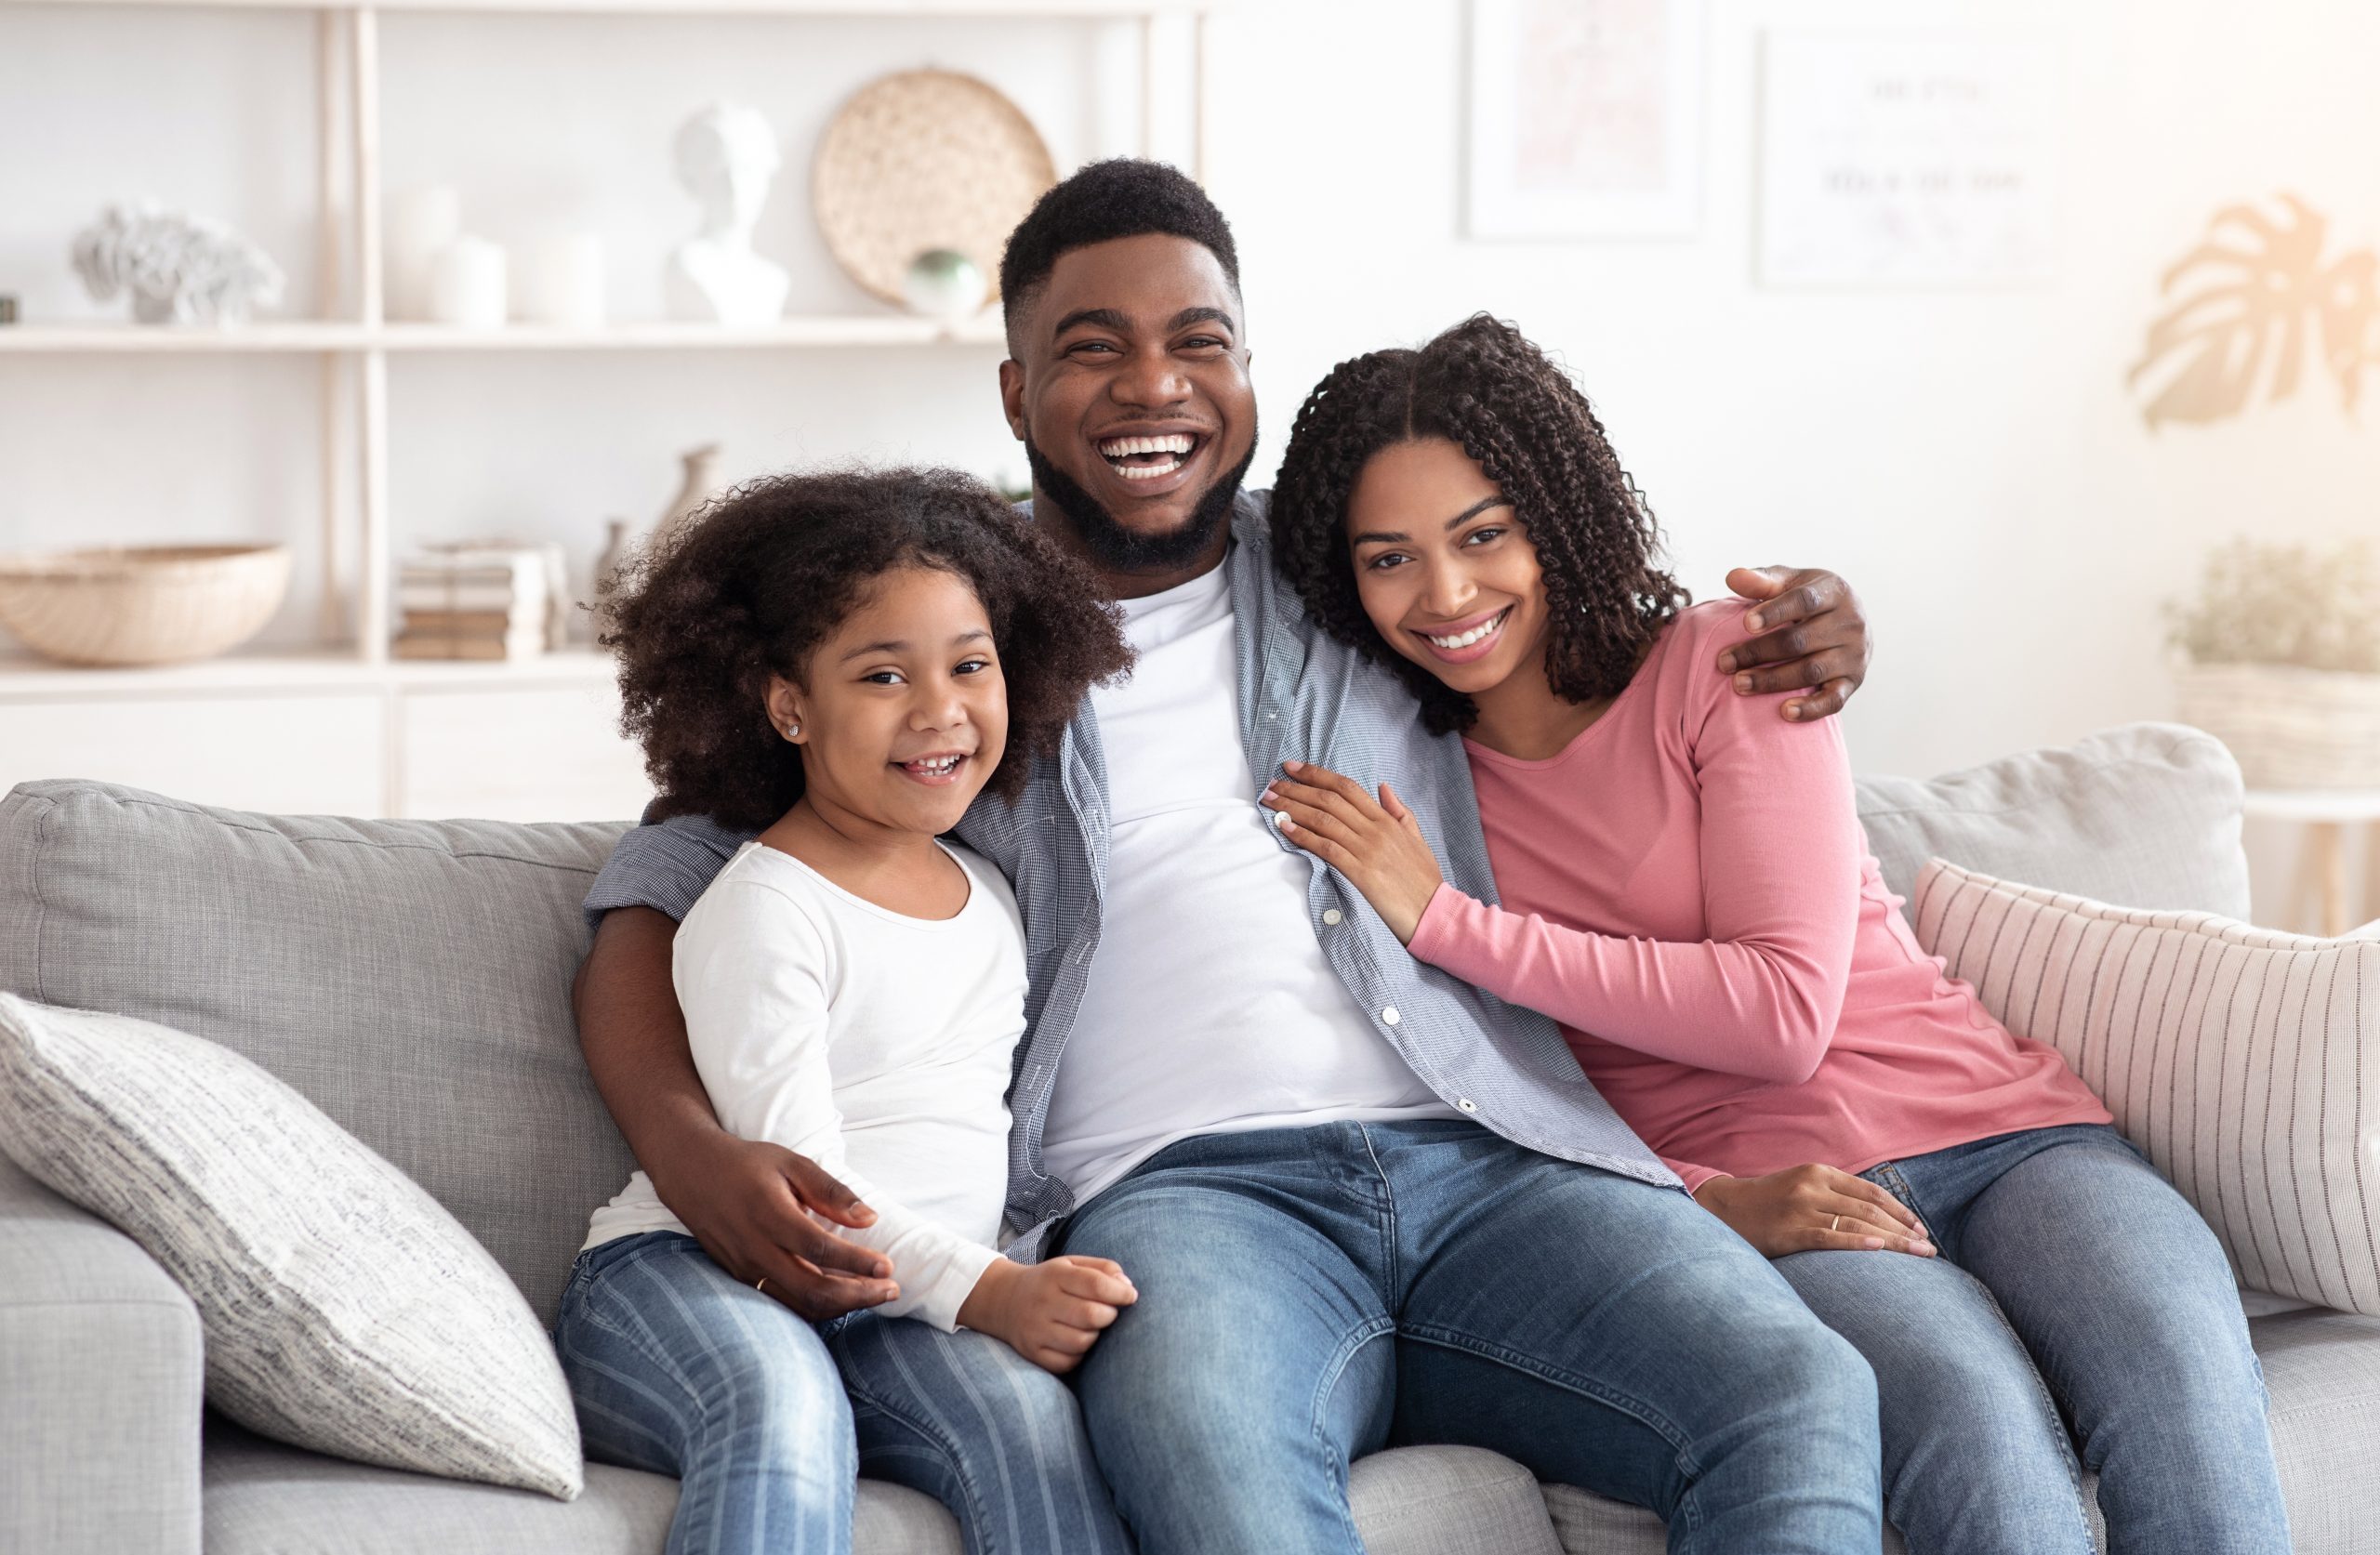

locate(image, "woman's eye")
(1465, 527), (1506, 546)
(1365, 551), (1409, 571)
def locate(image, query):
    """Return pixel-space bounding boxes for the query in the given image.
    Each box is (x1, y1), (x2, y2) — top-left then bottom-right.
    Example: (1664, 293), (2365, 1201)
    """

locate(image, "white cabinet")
(0, 651), (653, 821)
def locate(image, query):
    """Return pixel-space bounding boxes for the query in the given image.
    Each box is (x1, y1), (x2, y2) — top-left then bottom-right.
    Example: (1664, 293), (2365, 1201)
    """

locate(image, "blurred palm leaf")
(2129, 194), (2378, 428)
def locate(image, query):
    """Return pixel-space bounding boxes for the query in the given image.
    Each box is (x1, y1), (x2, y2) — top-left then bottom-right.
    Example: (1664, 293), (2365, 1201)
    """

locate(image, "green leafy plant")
(2167, 538), (2380, 673)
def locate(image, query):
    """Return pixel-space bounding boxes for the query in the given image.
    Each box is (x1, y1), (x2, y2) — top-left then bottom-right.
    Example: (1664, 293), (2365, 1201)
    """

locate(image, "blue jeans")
(1051, 1119), (1883, 1555)
(1776, 1124), (2289, 1555)
(552, 1231), (1130, 1555)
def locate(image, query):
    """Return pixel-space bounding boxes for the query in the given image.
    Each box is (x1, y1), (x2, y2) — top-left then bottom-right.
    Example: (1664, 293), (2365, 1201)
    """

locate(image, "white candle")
(516, 233), (606, 329)
(386, 185), (461, 322)
(429, 236), (507, 330)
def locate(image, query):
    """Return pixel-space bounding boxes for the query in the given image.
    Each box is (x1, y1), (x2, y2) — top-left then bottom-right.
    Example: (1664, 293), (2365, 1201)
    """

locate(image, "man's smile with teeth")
(1097, 432), (1199, 481)
(1421, 608), (1511, 651)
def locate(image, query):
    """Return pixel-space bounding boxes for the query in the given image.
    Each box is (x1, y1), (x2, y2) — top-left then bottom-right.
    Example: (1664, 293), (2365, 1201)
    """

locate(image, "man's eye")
(1181, 336), (1226, 351)
(1069, 340), (1118, 356)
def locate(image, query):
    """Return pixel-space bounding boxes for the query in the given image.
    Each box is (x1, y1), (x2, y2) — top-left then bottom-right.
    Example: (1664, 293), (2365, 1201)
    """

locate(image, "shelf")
(0, 645), (620, 701)
(0, 315), (1008, 354)
(9, 0), (1210, 14)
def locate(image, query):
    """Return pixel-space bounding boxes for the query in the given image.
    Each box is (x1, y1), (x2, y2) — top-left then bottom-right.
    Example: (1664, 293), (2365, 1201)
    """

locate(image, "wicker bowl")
(2175, 660), (2380, 790)
(0, 544), (293, 667)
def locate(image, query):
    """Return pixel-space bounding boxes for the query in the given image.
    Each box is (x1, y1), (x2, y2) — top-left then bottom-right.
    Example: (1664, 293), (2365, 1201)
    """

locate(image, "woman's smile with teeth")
(1421, 608), (1510, 650)
(1097, 432), (1197, 481)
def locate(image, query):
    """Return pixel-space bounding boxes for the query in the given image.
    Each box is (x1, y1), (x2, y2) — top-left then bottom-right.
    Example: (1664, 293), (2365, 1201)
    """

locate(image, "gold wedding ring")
(1828, 1215), (1841, 1233)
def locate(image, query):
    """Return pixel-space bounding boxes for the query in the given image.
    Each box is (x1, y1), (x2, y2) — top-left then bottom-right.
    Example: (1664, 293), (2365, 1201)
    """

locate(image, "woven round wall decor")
(812, 70), (1057, 310)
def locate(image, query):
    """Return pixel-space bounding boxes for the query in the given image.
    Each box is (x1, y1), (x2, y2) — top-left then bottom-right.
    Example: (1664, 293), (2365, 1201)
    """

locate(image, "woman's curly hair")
(602, 468), (1133, 830)
(1269, 313), (1686, 734)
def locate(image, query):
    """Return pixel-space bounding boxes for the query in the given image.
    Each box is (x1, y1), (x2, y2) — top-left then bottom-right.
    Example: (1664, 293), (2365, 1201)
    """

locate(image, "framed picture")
(1759, 30), (2061, 285)
(1466, 0), (1707, 240)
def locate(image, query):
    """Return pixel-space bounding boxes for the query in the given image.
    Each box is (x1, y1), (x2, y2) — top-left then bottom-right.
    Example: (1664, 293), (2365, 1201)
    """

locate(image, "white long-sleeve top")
(582, 838), (1025, 1331)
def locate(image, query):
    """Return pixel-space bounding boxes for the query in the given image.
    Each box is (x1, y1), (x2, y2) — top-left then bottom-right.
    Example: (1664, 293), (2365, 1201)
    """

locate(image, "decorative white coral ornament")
(71, 202), (286, 326)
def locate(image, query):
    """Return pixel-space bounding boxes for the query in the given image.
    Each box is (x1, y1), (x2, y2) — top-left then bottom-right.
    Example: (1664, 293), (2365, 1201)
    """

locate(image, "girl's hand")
(1692, 1165), (1936, 1258)
(1260, 760), (1444, 944)
(958, 1255), (1138, 1375)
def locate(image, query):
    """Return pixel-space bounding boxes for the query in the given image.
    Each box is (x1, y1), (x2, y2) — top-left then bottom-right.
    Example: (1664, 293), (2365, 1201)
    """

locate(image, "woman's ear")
(764, 675), (807, 744)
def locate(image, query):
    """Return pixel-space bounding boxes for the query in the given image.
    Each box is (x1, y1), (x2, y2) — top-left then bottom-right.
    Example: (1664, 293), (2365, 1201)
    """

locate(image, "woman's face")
(1345, 437), (1550, 700)
(769, 564), (1009, 837)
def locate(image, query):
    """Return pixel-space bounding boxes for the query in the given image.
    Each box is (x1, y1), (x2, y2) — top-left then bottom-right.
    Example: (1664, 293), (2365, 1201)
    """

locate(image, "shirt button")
(1322, 909), (1343, 926)
(1457, 1098), (1478, 1114)
(1270, 809), (1290, 830)
(1381, 1007), (1400, 1026)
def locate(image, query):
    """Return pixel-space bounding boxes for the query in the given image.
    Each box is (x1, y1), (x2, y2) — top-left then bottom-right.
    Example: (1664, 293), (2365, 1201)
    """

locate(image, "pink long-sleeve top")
(1407, 599), (2109, 1192)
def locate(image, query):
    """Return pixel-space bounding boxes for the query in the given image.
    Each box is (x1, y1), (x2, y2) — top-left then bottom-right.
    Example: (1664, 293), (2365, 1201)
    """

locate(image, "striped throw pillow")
(1911, 859), (2380, 1316)
(0, 994), (584, 1496)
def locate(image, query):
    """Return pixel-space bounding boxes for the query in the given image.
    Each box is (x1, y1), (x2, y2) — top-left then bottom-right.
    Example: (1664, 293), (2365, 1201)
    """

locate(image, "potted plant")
(2169, 539), (2380, 789)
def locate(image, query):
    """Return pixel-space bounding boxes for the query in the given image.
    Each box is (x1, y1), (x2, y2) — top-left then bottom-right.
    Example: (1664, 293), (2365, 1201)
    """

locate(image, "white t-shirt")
(584, 839), (1024, 1331)
(1038, 559), (1453, 1205)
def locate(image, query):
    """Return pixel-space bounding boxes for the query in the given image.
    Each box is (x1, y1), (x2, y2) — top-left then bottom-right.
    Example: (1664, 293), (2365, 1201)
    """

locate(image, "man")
(576, 160), (1884, 1552)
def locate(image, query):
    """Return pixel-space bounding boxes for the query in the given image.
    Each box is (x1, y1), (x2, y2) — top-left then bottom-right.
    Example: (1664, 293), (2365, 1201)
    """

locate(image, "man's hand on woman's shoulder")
(1715, 567), (1871, 723)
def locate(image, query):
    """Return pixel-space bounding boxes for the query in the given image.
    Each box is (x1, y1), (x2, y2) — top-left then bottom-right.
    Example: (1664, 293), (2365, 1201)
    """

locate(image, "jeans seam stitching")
(836, 1364), (1005, 1554)
(1355, 1123), (1402, 1296)
(1307, 1316), (1395, 1552)
(1395, 1321), (1706, 1523)
(1970, 1274), (2096, 1549)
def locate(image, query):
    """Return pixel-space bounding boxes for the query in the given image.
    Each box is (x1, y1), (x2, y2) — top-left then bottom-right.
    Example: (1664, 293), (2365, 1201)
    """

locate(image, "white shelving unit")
(1, 0), (1217, 818)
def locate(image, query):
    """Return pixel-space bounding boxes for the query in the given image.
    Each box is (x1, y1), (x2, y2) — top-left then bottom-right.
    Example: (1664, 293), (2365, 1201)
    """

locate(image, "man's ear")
(998, 358), (1027, 441)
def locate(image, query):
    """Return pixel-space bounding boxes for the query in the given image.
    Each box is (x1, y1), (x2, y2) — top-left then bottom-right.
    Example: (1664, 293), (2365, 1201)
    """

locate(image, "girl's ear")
(764, 675), (808, 744)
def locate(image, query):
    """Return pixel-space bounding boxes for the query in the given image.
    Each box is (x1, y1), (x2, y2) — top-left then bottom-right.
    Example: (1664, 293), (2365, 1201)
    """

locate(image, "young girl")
(1259, 315), (2291, 1555)
(556, 468), (1138, 1555)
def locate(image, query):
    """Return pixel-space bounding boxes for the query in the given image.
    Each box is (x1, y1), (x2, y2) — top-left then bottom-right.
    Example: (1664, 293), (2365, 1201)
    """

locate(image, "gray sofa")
(4, 722), (2376, 1555)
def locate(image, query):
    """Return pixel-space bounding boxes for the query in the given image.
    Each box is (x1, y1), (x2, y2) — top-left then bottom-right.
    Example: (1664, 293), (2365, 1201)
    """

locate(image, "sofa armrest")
(0, 1153), (203, 1555)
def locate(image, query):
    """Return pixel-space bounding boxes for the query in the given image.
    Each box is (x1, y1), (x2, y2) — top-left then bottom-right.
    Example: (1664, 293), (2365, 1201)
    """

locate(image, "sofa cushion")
(0, 995), (584, 1498)
(1914, 858), (2380, 1316)
(0, 781), (635, 1325)
(1854, 722), (2249, 920)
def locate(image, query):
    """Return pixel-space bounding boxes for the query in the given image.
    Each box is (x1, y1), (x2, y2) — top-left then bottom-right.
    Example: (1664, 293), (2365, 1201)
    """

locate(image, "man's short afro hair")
(998, 158), (1240, 336)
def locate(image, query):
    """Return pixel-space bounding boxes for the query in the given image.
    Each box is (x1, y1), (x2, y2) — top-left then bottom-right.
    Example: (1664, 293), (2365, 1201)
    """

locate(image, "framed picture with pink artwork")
(1464, 0), (1707, 240)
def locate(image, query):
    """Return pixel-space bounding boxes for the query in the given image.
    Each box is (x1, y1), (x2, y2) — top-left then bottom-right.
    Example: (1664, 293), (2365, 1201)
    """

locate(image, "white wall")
(3, 0), (2375, 915)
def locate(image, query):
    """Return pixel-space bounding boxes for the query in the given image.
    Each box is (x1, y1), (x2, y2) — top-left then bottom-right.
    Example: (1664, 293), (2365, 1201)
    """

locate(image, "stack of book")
(393, 547), (551, 661)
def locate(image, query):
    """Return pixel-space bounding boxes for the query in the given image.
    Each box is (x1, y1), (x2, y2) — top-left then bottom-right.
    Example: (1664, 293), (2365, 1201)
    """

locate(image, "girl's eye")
(955, 657), (992, 676)
(862, 670), (906, 686)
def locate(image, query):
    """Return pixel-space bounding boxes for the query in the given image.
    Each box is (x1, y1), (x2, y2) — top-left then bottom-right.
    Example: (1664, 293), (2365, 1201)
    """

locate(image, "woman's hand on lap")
(960, 1255), (1138, 1374)
(1693, 1164), (1936, 1258)
(1261, 760), (1444, 943)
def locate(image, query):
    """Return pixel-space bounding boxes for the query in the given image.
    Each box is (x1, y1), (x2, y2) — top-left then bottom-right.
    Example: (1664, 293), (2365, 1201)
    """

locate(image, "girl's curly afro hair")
(1268, 313), (1687, 735)
(602, 468), (1132, 831)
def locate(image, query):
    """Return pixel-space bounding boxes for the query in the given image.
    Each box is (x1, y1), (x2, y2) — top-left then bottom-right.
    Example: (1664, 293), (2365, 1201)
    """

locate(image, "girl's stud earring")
(785, 723), (800, 741)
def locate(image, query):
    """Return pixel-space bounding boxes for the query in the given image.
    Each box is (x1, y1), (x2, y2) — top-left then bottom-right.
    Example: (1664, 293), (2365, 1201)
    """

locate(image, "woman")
(1257, 314), (2289, 1555)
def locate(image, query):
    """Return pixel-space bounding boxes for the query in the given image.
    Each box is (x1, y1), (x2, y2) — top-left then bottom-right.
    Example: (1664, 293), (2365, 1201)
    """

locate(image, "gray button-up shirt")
(586, 492), (1679, 1258)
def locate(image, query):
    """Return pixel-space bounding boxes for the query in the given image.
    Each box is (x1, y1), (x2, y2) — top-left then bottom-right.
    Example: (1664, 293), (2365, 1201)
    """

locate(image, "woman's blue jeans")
(550, 1231), (1130, 1555)
(1776, 1123), (2291, 1555)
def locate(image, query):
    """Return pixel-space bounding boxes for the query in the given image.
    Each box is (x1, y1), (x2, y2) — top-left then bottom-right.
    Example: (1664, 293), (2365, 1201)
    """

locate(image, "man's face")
(998, 233), (1257, 581)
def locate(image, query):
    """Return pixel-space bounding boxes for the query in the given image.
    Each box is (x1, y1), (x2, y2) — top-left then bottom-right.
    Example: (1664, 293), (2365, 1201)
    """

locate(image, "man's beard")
(1024, 424), (1259, 576)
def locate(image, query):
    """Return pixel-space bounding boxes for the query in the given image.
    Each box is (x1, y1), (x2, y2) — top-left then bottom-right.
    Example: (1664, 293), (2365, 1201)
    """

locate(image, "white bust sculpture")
(665, 103), (791, 327)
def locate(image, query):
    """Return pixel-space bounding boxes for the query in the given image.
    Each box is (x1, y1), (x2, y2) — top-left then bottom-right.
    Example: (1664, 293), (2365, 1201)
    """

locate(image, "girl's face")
(769, 564), (1009, 837)
(1344, 437), (1550, 701)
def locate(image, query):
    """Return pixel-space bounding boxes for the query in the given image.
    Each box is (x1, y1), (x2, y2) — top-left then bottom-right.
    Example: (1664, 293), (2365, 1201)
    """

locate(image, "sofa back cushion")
(0, 781), (632, 1325)
(1853, 722), (2250, 920)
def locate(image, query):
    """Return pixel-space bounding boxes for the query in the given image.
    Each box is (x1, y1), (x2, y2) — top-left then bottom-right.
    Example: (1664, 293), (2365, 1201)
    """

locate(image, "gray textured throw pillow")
(0, 994), (583, 1497)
